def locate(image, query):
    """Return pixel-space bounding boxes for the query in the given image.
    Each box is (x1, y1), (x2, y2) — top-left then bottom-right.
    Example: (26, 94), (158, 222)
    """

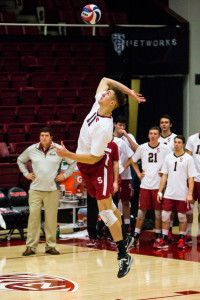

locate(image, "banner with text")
(108, 24), (189, 75)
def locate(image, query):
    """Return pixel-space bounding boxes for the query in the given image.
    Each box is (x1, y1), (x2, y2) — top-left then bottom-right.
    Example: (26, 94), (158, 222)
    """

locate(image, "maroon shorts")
(138, 188), (161, 210)
(118, 179), (133, 202)
(77, 155), (113, 200)
(193, 182), (200, 203)
(162, 198), (191, 213)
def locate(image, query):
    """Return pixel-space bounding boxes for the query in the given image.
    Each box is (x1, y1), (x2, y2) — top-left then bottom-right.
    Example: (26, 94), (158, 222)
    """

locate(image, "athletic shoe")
(185, 234), (192, 244)
(153, 238), (169, 249)
(168, 231), (174, 242)
(117, 254), (133, 278)
(197, 235), (200, 245)
(177, 239), (185, 249)
(124, 235), (134, 252)
(86, 238), (96, 247)
(153, 238), (161, 248)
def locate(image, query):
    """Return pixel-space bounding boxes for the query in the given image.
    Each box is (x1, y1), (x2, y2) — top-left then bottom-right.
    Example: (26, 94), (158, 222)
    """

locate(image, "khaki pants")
(26, 190), (60, 252)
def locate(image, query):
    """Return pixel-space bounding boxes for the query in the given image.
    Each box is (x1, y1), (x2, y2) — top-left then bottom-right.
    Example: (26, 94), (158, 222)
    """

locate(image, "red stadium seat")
(55, 57), (73, 72)
(72, 43), (90, 57)
(0, 163), (20, 189)
(25, 123), (46, 141)
(4, 123), (27, 143)
(0, 142), (18, 162)
(53, 43), (72, 57)
(46, 121), (67, 140)
(90, 57), (106, 72)
(58, 87), (78, 104)
(38, 88), (59, 105)
(19, 87), (39, 106)
(21, 56), (42, 72)
(0, 43), (19, 57)
(35, 105), (56, 122)
(2, 57), (20, 72)
(0, 72), (11, 88)
(10, 72), (28, 88)
(23, 25), (40, 35)
(36, 43), (54, 57)
(38, 57), (56, 72)
(16, 106), (36, 123)
(0, 88), (18, 106)
(73, 57), (91, 72)
(66, 122), (82, 140)
(78, 87), (96, 104)
(89, 43), (106, 57)
(110, 11), (128, 24)
(74, 104), (91, 122)
(9, 142), (33, 154)
(48, 72), (67, 88)
(67, 72), (84, 87)
(18, 43), (37, 56)
(29, 72), (48, 88)
(0, 124), (4, 142)
(82, 72), (101, 87)
(61, 140), (77, 152)
(55, 104), (74, 122)
(0, 106), (16, 123)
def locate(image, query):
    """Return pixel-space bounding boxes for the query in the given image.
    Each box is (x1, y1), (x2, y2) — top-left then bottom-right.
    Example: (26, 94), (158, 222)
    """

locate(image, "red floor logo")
(0, 273), (78, 292)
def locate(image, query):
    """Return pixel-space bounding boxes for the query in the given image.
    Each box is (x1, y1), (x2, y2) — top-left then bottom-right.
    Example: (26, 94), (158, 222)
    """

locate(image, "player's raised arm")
(96, 77), (146, 103)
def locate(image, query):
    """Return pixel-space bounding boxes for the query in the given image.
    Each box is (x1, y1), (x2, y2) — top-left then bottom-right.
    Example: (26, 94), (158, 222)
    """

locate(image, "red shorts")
(118, 179), (132, 202)
(162, 198), (191, 213)
(138, 188), (161, 210)
(193, 182), (200, 203)
(77, 155), (113, 200)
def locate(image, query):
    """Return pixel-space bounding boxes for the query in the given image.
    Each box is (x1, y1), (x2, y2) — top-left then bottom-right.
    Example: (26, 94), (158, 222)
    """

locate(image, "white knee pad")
(137, 209), (147, 219)
(112, 201), (117, 212)
(162, 210), (171, 223)
(186, 204), (194, 215)
(99, 210), (118, 227)
(155, 210), (161, 219)
(178, 212), (187, 223)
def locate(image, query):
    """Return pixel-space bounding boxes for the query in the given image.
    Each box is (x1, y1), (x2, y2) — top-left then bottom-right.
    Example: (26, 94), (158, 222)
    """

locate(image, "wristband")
(158, 192), (163, 197)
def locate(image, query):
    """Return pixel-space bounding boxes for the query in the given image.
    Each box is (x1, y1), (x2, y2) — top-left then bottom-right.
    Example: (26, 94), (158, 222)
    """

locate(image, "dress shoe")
(45, 248), (60, 255)
(22, 247), (35, 256)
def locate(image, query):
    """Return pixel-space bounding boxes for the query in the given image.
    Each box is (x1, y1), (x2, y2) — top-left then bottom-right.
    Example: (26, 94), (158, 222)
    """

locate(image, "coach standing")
(17, 127), (76, 256)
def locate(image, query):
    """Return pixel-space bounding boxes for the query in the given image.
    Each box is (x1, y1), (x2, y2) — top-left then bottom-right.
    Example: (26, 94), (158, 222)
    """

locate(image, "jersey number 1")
(174, 161), (177, 171)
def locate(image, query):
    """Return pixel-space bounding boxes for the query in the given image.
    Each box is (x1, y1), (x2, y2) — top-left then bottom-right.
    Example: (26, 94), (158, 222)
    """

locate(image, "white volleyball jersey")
(132, 142), (172, 189)
(121, 133), (138, 149)
(185, 133), (200, 182)
(113, 137), (133, 180)
(161, 152), (197, 201)
(76, 92), (113, 157)
(158, 132), (177, 151)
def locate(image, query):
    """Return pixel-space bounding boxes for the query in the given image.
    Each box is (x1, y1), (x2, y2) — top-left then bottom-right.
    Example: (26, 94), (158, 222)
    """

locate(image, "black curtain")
(136, 76), (183, 144)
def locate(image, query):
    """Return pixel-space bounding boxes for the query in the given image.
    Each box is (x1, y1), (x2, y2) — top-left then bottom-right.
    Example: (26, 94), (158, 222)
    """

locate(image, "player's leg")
(154, 198), (174, 249)
(112, 201), (134, 250)
(120, 180), (133, 233)
(195, 182), (200, 245)
(185, 204), (193, 244)
(133, 209), (146, 245)
(97, 195), (133, 278)
(152, 190), (162, 245)
(177, 200), (190, 249)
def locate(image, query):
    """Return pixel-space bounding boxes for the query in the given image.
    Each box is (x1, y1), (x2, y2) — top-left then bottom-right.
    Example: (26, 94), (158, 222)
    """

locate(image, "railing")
(0, 23), (169, 36)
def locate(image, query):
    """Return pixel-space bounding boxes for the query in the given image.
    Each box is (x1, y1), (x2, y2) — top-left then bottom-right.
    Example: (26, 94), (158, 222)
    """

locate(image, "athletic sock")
(116, 240), (127, 259)
(121, 225), (128, 240)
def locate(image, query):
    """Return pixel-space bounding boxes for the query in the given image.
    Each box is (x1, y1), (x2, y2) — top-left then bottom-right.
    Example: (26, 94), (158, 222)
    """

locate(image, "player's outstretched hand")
(130, 90), (146, 103)
(52, 141), (68, 157)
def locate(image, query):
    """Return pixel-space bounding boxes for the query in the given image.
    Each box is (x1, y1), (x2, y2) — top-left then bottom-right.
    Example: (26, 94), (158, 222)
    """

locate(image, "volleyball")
(81, 4), (101, 25)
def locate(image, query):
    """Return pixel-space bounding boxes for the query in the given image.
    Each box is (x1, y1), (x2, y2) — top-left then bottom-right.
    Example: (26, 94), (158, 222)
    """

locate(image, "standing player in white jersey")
(113, 115), (138, 232)
(53, 77), (146, 278)
(113, 136), (134, 232)
(155, 135), (197, 250)
(130, 127), (171, 247)
(158, 114), (177, 240)
(185, 133), (200, 244)
(158, 114), (177, 151)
